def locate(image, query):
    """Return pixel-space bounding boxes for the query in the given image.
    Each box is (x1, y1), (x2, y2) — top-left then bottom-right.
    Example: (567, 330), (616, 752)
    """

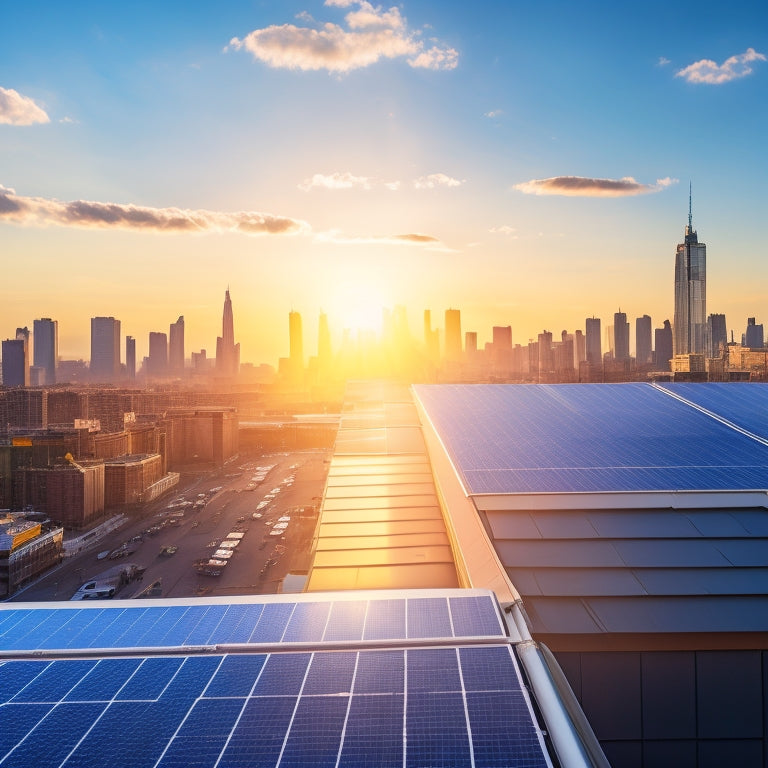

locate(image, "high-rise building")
(574, 329), (586, 368)
(33, 318), (57, 385)
(126, 336), (136, 380)
(288, 310), (304, 378)
(613, 310), (630, 361)
(1, 338), (28, 387)
(423, 310), (440, 363)
(318, 312), (331, 365)
(215, 289), (239, 377)
(654, 319), (673, 370)
(147, 332), (168, 378)
(444, 309), (462, 362)
(90, 316), (121, 382)
(708, 313), (727, 357)
(674, 188), (707, 355)
(169, 316), (185, 375)
(744, 317), (764, 349)
(635, 315), (652, 366)
(585, 317), (601, 365)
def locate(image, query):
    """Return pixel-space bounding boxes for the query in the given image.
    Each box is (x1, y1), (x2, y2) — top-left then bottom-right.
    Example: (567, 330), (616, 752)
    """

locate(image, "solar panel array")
(414, 383), (768, 494)
(0, 594), (504, 652)
(0, 593), (551, 768)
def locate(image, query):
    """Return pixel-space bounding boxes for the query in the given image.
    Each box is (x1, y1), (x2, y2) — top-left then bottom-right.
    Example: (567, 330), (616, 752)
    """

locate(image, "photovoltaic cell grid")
(0, 645), (549, 768)
(0, 594), (504, 652)
(661, 382), (768, 441)
(414, 383), (768, 493)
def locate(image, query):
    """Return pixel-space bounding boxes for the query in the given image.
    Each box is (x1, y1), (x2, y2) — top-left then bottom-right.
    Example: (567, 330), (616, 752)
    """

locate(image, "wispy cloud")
(514, 176), (677, 197)
(676, 48), (766, 84)
(413, 173), (464, 189)
(227, 0), (457, 73)
(657, 56), (671, 67)
(0, 185), (308, 236)
(315, 228), (452, 250)
(0, 87), (50, 126)
(490, 225), (517, 235)
(484, 109), (503, 118)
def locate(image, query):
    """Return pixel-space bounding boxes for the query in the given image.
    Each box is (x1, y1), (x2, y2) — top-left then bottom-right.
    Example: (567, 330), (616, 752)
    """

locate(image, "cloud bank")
(228, 0), (458, 73)
(0, 185), (308, 236)
(514, 176), (677, 197)
(0, 87), (50, 126)
(676, 48), (766, 84)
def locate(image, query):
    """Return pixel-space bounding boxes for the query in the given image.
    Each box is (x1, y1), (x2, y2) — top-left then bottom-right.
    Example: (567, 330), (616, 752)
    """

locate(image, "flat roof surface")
(414, 383), (768, 494)
(306, 382), (459, 592)
(0, 591), (550, 768)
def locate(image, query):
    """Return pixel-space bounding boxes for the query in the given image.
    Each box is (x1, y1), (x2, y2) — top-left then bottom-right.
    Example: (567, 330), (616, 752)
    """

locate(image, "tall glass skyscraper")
(33, 317), (58, 385)
(674, 190), (707, 356)
(216, 289), (239, 377)
(90, 316), (121, 382)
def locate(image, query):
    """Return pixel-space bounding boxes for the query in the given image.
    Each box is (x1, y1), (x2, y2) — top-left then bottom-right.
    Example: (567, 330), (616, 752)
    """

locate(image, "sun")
(329, 280), (388, 335)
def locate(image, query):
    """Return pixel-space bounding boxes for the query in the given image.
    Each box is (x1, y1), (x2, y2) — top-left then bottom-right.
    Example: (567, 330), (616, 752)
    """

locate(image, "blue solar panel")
(414, 383), (768, 493)
(0, 594), (548, 767)
(0, 646), (549, 767)
(1, 593), (505, 653)
(661, 382), (768, 440)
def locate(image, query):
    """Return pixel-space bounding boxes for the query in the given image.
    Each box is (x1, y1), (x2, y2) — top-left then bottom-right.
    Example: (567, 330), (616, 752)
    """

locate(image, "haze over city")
(2, 0), (766, 364)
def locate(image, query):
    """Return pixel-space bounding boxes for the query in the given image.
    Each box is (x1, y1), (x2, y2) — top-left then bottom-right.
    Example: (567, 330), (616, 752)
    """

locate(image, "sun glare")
(330, 281), (388, 335)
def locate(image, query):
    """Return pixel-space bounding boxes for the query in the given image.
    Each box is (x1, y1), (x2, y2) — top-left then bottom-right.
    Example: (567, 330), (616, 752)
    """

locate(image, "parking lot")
(10, 448), (331, 602)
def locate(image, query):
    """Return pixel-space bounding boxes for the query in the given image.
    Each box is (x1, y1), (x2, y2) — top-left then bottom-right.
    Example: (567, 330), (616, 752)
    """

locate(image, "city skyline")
(1, 1), (767, 363)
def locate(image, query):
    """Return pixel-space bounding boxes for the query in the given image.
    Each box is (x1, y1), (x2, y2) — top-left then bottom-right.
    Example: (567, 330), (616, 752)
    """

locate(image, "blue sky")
(1, 1), (766, 362)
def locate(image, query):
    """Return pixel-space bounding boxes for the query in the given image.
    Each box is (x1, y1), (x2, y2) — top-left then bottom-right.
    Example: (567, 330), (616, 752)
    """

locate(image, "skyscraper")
(585, 317), (601, 365)
(613, 310), (630, 361)
(674, 188), (707, 355)
(126, 336), (136, 380)
(444, 309), (462, 362)
(147, 332), (168, 377)
(317, 312), (331, 366)
(635, 315), (652, 366)
(90, 316), (120, 382)
(33, 318), (57, 385)
(654, 320), (673, 370)
(1, 339), (27, 387)
(216, 289), (239, 377)
(169, 316), (185, 375)
(288, 310), (304, 379)
(708, 313), (727, 357)
(744, 317), (764, 349)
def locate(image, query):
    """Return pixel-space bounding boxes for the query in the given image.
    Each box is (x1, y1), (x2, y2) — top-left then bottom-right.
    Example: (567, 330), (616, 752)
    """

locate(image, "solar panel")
(0, 593), (506, 652)
(414, 383), (768, 493)
(0, 646), (549, 768)
(0, 592), (550, 767)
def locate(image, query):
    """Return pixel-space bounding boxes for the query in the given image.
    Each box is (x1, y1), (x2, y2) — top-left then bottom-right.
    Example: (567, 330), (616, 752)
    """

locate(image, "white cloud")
(299, 172), (374, 191)
(658, 56), (671, 67)
(0, 184), (308, 236)
(0, 87), (50, 126)
(676, 47), (766, 84)
(490, 225), (517, 235)
(228, 1), (457, 73)
(513, 175), (678, 197)
(484, 109), (503, 118)
(298, 172), (401, 191)
(413, 173), (464, 189)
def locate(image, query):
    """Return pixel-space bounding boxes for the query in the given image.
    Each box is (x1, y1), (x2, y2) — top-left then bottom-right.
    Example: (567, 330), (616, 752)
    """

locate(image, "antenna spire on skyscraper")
(688, 182), (693, 230)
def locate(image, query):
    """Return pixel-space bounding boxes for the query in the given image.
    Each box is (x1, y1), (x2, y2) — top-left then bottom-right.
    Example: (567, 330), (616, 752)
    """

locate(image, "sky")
(2, 0), (767, 365)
